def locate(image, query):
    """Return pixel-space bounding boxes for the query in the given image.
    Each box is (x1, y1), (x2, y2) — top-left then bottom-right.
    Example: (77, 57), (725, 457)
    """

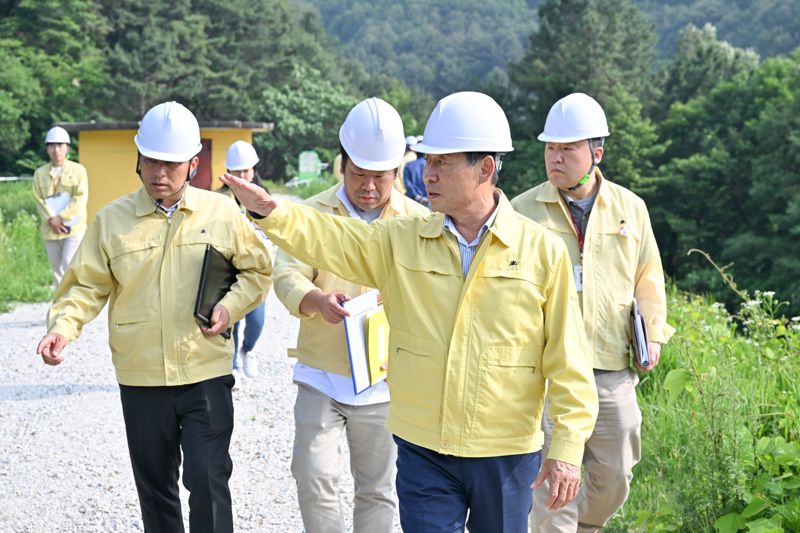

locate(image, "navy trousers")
(119, 375), (235, 533)
(394, 436), (541, 533)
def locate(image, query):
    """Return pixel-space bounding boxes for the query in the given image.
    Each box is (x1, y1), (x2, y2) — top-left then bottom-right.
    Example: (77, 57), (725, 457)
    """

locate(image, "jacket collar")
(418, 189), (515, 248)
(535, 168), (608, 207)
(134, 183), (199, 217)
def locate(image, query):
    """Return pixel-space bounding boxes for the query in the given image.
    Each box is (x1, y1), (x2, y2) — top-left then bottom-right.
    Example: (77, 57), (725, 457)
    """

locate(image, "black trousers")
(119, 375), (235, 533)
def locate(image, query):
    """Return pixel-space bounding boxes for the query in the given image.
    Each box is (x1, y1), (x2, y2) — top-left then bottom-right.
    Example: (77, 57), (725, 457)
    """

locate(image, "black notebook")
(630, 298), (649, 367)
(194, 244), (239, 340)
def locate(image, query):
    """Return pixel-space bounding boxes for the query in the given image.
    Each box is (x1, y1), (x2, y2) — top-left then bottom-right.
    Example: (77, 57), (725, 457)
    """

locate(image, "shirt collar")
(443, 197), (500, 247)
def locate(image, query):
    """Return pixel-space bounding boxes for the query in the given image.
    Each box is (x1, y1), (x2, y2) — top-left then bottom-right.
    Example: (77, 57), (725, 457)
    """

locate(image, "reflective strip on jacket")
(273, 184), (428, 376)
(511, 170), (675, 371)
(259, 192), (598, 464)
(32, 160), (89, 240)
(47, 186), (273, 386)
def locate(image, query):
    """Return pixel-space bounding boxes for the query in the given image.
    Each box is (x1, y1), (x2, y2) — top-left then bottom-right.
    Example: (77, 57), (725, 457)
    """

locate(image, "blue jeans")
(232, 302), (265, 369)
(394, 436), (540, 533)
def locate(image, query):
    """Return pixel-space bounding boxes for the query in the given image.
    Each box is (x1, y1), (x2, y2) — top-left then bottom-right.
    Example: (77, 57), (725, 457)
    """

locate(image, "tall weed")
(608, 254), (800, 532)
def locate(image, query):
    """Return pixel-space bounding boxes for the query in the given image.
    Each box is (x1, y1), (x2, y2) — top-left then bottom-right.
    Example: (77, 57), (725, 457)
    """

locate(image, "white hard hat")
(134, 101), (202, 162)
(339, 97), (406, 171)
(416, 135), (424, 143)
(538, 93), (610, 143)
(413, 92), (513, 154)
(45, 126), (71, 144)
(226, 141), (259, 171)
(405, 135), (418, 146)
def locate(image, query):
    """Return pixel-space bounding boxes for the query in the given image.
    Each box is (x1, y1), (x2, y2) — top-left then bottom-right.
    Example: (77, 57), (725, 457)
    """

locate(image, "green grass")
(607, 289), (800, 532)
(0, 182), (53, 312)
(288, 175), (338, 200)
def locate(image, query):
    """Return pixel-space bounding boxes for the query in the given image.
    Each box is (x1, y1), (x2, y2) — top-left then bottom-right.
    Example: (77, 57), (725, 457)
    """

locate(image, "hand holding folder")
(343, 290), (389, 395)
(194, 245), (238, 340)
(630, 298), (649, 368)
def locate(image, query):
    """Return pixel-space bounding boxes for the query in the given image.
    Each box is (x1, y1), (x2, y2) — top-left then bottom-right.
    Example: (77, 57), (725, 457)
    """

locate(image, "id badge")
(573, 264), (583, 292)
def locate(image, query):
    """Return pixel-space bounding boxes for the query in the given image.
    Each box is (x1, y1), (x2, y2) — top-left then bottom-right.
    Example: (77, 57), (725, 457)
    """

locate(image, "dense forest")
(1, 0), (799, 314)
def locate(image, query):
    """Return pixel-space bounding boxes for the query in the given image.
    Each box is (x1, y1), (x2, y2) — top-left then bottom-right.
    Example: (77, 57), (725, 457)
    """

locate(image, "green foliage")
(607, 284), (800, 532)
(635, 0), (800, 59)
(655, 23), (759, 119)
(502, 0), (660, 198)
(253, 65), (359, 181)
(290, 175), (338, 200)
(96, 0), (347, 120)
(299, 0), (537, 99)
(0, 0), (108, 173)
(650, 52), (800, 314)
(0, 183), (53, 312)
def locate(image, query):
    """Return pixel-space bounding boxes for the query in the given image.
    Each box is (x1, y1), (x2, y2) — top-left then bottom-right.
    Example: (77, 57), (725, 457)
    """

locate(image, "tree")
(96, 0), (347, 120)
(300, 0), (538, 99)
(655, 23), (758, 119)
(502, 0), (658, 197)
(650, 55), (798, 310)
(0, 0), (108, 172)
(724, 51), (800, 312)
(253, 66), (359, 181)
(0, 40), (42, 173)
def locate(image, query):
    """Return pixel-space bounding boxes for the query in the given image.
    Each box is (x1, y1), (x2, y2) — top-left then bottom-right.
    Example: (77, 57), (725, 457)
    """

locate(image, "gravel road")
(0, 286), (396, 531)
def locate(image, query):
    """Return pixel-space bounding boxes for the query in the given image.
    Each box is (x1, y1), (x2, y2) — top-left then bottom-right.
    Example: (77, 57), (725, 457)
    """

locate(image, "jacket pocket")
(599, 300), (632, 357)
(109, 314), (157, 371)
(389, 329), (444, 432)
(473, 268), (548, 346)
(469, 346), (544, 440)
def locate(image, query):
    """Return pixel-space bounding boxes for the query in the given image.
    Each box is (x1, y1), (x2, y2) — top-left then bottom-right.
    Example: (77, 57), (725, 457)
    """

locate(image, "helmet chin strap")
(567, 141), (597, 191)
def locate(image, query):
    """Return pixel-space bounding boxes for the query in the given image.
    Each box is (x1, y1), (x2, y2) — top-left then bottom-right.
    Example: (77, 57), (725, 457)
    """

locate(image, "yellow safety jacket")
(511, 170), (675, 370)
(47, 186), (273, 386)
(32, 160), (89, 239)
(259, 192), (597, 463)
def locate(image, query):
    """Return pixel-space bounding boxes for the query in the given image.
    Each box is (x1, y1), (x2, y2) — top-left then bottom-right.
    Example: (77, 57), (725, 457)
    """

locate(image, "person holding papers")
(273, 97), (427, 533)
(32, 126), (89, 286)
(223, 91), (598, 533)
(35, 102), (272, 533)
(511, 93), (675, 532)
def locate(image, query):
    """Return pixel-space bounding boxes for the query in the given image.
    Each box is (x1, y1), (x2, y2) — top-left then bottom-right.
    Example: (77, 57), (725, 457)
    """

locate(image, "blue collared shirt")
(443, 203), (500, 278)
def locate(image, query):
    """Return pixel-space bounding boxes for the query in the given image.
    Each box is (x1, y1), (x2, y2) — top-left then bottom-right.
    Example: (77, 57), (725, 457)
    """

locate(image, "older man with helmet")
(32, 126), (89, 286)
(221, 91), (598, 533)
(512, 93), (674, 532)
(272, 97), (427, 533)
(36, 102), (273, 533)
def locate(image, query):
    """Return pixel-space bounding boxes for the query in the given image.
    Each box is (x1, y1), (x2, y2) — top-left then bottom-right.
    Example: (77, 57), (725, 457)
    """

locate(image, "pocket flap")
(481, 345), (541, 367)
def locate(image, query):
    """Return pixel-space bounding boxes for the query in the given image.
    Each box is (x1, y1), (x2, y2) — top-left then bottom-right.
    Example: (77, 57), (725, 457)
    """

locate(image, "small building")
(57, 120), (274, 221)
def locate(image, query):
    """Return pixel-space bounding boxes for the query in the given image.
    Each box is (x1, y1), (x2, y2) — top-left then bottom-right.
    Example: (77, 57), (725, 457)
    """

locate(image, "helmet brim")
(135, 136), (202, 163)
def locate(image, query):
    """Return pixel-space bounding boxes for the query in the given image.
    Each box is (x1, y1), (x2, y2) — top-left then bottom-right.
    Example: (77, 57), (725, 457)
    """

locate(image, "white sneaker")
(242, 351), (259, 378)
(232, 369), (244, 391)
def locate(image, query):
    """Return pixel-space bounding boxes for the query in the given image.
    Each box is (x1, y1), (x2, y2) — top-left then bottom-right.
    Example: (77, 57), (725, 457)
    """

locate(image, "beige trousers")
(531, 368), (641, 533)
(44, 235), (81, 286)
(291, 383), (396, 533)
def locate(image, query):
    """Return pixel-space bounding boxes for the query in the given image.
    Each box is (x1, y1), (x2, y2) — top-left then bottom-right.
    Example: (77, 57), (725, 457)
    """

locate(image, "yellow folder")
(366, 306), (389, 385)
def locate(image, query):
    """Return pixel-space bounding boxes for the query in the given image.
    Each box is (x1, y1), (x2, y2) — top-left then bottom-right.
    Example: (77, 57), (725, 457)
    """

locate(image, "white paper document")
(342, 289), (382, 395)
(44, 191), (71, 214)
